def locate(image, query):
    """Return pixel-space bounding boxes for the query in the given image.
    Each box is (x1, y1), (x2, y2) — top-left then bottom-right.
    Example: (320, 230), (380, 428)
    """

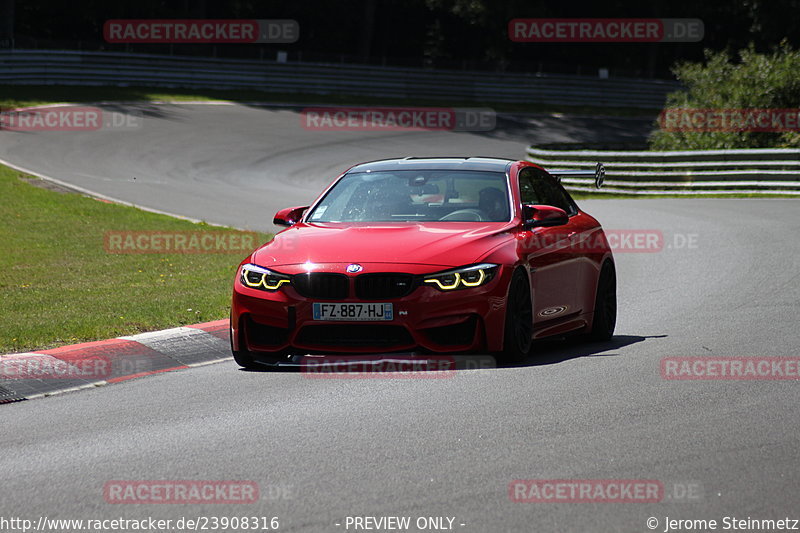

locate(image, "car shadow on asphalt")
(238, 334), (664, 373)
(516, 334), (665, 368)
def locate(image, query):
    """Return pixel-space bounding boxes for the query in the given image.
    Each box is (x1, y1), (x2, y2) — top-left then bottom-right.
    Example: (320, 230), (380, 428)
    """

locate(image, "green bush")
(650, 43), (800, 150)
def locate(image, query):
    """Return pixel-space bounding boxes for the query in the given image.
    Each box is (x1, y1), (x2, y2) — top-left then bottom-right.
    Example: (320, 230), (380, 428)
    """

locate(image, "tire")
(232, 349), (260, 369)
(588, 261), (617, 341)
(231, 313), (261, 369)
(497, 269), (534, 364)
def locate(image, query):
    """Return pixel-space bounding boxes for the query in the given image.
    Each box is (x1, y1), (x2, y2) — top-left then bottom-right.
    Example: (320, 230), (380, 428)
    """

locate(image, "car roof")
(347, 157), (514, 173)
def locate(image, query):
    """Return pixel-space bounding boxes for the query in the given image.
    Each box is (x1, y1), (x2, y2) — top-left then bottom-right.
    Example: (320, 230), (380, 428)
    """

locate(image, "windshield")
(306, 170), (511, 223)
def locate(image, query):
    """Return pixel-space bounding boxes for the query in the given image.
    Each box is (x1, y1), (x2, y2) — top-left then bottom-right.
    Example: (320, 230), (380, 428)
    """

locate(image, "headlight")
(423, 263), (498, 291)
(240, 263), (291, 291)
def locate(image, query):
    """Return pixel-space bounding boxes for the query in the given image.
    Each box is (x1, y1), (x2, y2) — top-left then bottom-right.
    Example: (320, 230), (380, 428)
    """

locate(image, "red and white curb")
(0, 320), (231, 403)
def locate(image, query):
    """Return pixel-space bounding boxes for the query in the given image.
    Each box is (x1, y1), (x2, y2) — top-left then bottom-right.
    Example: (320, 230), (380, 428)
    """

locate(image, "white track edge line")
(0, 157), (230, 227)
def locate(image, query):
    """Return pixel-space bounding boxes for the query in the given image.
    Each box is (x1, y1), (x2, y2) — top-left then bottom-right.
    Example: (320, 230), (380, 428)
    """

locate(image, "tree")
(650, 43), (800, 149)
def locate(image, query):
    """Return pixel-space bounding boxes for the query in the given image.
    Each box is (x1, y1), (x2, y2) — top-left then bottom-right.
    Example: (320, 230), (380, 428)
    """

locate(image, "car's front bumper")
(231, 264), (511, 357)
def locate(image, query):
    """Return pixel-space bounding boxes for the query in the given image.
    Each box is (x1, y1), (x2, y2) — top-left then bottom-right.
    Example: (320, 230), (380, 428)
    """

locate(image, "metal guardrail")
(0, 49), (679, 109)
(527, 145), (800, 195)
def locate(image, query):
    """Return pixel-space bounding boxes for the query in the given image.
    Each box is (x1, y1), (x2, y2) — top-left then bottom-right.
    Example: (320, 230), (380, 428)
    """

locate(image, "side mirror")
(273, 205), (309, 227)
(523, 204), (569, 228)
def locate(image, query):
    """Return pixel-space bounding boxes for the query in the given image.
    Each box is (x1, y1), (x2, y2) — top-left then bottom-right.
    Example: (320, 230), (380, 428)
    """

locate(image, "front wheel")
(497, 270), (533, 364)
(588, 261), (617, 341)
(232, 349), (260, 369)
(233, 349), (292, 369)
(231, 314), (269, 369)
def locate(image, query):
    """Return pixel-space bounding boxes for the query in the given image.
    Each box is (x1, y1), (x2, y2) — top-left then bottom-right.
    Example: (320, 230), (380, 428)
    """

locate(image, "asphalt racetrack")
(1, 104), (799, 532)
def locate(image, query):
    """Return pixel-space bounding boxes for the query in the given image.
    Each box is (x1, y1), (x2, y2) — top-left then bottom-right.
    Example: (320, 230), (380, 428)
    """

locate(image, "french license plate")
(312, 302), (393, 321)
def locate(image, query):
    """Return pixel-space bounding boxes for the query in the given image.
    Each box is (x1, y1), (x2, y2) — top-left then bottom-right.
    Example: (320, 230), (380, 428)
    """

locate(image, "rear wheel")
(497, 270), (533, 364)
(589, 261), (617, 341)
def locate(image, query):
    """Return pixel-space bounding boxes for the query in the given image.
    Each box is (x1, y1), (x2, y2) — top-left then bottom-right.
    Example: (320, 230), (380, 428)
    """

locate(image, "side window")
(518, 168), (540, 205)
(518, 167), (576, 216)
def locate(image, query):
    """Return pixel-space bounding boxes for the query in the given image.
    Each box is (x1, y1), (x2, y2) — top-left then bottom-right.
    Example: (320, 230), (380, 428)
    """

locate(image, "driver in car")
(478, 187), (508, 221)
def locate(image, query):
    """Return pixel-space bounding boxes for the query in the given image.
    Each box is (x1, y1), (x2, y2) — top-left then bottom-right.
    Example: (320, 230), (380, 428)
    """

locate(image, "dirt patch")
(20, 176), (78, 194)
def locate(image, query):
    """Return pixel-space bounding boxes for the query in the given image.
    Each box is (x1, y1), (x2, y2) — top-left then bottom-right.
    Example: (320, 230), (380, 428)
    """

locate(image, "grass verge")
(0, 166), (271, 354)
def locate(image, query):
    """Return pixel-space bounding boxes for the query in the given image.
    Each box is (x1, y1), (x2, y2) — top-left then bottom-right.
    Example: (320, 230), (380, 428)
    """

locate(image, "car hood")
(251, 222), (514, 269)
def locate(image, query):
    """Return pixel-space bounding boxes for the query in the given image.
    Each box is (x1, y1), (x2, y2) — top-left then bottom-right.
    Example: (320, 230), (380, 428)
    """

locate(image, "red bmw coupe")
(230, 157), (615, 367)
